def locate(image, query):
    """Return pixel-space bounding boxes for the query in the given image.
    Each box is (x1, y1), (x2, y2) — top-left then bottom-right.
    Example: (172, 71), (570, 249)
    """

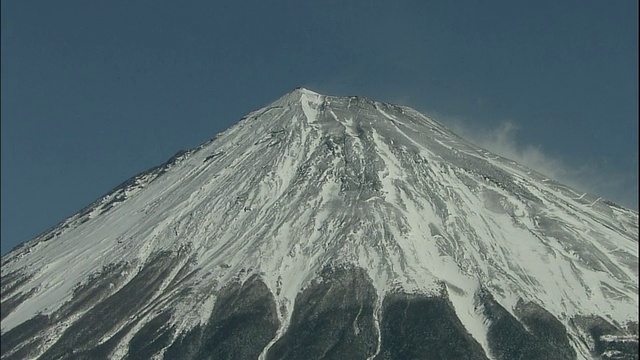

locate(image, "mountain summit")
(2, 88), (638, 360)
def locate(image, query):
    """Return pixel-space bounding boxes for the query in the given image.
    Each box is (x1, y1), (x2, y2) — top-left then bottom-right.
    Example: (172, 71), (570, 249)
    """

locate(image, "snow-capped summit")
(1, 88), (637, 360)
(292, 86), (321, 95)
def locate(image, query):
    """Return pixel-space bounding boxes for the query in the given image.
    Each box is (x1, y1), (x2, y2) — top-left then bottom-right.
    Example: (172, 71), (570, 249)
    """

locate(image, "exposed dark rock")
(124, 311), (175, 360)
(196, 275), (279, 359)
(573, 315), (639, 360)
(37, 251), (183, 359)
(58, 261), (132, 317)
(267, 266), (378, 360)
(477, 290), (576, 360)
(204, 152), (224, 162)
(1, 254), (190, 360)
(1, 286), (38, 321)
(163, 324), (204, 360)
(0, 270), (34, 299)
(165, 274), (279, 360)
(375, 290), (488, 360)
(0, 314), (49, 360)
(65, 322), (138, 360)
(514, 299), (576, 359)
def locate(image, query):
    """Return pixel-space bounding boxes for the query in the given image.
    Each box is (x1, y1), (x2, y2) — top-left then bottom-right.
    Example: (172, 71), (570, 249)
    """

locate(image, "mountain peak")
(1, 89), (637, 359)
(292, 86), (321, 95)
(271, 86), (324, 108)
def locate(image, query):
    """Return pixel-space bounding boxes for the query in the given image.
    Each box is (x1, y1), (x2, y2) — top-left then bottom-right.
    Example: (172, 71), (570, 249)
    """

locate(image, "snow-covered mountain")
(1, 88), (638, 360)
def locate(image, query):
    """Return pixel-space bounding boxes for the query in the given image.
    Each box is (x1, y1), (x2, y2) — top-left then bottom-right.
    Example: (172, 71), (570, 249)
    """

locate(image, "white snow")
(2, 88), (637, 360)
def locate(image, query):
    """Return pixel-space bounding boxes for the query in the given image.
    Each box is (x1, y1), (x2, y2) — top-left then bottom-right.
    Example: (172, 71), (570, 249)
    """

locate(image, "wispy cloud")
(432, 114), (638, 211)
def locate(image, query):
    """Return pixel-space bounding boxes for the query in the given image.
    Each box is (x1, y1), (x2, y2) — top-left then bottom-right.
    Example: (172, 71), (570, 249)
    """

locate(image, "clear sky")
(2, 0), (638, 255)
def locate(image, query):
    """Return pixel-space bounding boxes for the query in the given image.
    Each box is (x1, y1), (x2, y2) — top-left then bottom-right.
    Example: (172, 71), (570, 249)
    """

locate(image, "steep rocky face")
(1, 88), (638, 359)
(266, 266), (378, 360)
(476, 290), (577, 360)
(375, 290), (487, 360)
(163, 275), (280, 360)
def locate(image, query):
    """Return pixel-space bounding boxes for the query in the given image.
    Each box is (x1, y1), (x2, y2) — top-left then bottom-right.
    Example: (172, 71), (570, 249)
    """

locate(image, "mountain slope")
(2, 88), (638, 360)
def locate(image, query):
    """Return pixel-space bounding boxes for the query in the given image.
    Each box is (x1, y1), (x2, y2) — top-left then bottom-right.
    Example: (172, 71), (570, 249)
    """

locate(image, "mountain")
(1, 88), (638, 360)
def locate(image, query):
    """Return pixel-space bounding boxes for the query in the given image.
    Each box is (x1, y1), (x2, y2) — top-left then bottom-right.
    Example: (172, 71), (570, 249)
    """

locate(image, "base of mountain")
(2, 258), (637, 360)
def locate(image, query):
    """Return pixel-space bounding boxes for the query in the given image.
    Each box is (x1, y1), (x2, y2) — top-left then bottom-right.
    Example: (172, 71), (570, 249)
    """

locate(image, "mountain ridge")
(1, 88), (637, 360)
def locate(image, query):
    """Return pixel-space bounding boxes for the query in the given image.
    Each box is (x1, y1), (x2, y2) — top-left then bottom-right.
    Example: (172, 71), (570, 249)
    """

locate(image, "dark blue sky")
(2, 0), (638, 255)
